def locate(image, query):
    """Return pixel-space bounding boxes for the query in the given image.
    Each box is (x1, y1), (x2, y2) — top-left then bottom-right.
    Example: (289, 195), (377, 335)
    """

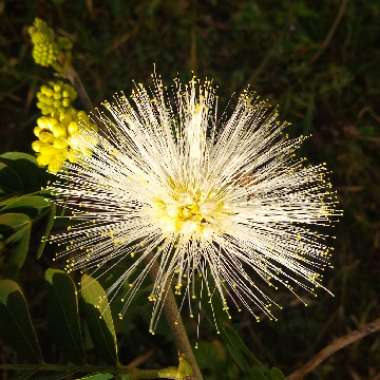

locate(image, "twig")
(63, 65), (93, 112)
(126, 349), (154, 370)
(310, 0), (349, 64)
(287, 317), (380, 380)
(149, 261), (204, 380)
(106, 22), (140, 55)
(247, 33), (284, 86)
(358, 106), (380, 123)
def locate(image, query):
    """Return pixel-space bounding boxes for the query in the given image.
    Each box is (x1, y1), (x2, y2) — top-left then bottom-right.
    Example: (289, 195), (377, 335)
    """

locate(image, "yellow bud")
(31, 140), (44, 152)
(68, 121), (78, 134)
(48, 159), (64, 173)
(51, 124), (67, 138)
(53, 137), (68, 149)
(62, 98), (71, 107)
(36, 154), (51, 166)
(37, 116), (51, 129)
(40, 85), (53, 97)
(59, 110), (75, 124)
(39, 145), (57, 156)
(39, 131), (54, 143)
(44, 97), (54, 105)
(33, 126), (42, 137)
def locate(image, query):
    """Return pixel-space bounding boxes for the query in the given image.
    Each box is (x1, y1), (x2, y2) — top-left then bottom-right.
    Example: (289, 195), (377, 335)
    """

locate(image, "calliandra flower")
(48, 75), (341, 333)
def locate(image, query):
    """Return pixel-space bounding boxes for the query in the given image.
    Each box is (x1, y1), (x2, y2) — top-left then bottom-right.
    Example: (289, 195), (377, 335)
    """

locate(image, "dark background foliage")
(0, 0), (379, 379)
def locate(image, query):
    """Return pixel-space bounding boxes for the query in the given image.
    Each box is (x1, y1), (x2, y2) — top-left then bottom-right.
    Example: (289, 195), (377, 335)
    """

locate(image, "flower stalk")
(149, 261), (204, 380)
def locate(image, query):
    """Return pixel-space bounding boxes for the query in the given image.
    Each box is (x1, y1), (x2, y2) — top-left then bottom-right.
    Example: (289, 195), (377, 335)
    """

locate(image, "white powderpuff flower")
(48, 75), (341, 333)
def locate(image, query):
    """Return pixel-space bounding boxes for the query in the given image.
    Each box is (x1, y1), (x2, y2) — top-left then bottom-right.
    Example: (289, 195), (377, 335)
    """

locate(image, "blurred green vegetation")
(0, 0), (379, 379)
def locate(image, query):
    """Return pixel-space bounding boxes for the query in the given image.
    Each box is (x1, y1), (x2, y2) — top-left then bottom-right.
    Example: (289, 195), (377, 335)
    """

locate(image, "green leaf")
(195, 340), (225, 372)
(220, 324), (262, 372)
(75, 373), (114, 380)
(45, 268), (85, 364)
(0, 279), (42, 361)
(0, 212), (31, 231)
(0, 213), (32, 275)
(0, 161), (23, 195)
(269, 367), (286, 380)
(0, 195), (56, 260)
(0, 152), (48, 193)
(80, 274), (118, 364)
(36, 202), (56, 259)
(248, 367), (270, 380)
(0, 195), (50, 219)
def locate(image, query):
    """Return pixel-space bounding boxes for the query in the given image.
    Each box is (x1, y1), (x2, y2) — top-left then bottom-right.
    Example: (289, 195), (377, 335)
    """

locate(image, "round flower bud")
(39, 131), (54, 144)
(31, 140), (43, 152)
(53, 137), (68, 149)
(35, 81), (77, 116)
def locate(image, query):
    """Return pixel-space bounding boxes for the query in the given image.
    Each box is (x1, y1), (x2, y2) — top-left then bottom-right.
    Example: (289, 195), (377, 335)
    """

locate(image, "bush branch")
(310, 0), (348, 64)
(288, 317), (380, 380)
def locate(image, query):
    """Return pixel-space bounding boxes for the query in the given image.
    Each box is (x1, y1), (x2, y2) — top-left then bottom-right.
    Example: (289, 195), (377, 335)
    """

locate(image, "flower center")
(150, 183), (228, 240)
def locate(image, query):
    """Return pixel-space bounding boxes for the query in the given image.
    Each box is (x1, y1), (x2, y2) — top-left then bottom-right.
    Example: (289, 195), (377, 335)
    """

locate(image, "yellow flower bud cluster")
(36, 81), (77, 116)
(32, 108), (97, 173)
(28, 18), (72, 67)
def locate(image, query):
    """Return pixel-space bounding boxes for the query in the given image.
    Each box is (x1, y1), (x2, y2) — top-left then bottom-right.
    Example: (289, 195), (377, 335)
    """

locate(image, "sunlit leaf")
(80, 274), (118, 363)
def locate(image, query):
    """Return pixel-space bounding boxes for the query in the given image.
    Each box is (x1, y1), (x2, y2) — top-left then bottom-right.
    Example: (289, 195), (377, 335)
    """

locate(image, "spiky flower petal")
(49, 75), (341, 332)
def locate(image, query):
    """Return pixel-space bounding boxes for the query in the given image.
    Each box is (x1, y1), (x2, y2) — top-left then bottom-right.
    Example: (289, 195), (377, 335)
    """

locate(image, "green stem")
(0, 363), (175, 380)
(149, 261), (204, 380)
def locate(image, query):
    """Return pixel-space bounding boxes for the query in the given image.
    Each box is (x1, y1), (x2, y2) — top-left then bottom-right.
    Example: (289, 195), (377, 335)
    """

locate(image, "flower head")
(32, 109), (97, 173)
(49, 75), (341, 333)
(36, 81), (77, 116)
(32, 81), (97, 173)
(28, 18), (72, 68)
